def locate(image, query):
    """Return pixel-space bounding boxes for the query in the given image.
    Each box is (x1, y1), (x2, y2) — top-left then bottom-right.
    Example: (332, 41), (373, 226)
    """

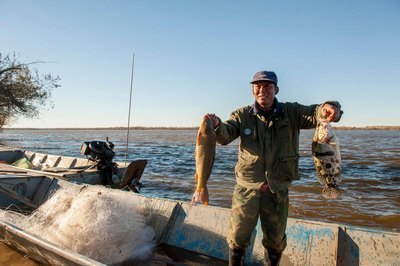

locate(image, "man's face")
(252, 81), (277, 110)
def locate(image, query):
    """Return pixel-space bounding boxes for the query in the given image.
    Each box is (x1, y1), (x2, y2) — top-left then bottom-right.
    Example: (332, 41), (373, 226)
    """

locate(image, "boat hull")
(0, 146), (398, 265)
(0, 221), (104, 266)
(1, 181), (399, 265)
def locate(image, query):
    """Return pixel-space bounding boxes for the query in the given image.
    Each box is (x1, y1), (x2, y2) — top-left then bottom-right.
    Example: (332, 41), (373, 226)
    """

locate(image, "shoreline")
(1, 126), (400, 131)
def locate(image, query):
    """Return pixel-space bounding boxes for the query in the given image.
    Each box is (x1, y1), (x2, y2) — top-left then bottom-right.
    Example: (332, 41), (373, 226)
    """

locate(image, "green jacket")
(215, 99), (340, 192)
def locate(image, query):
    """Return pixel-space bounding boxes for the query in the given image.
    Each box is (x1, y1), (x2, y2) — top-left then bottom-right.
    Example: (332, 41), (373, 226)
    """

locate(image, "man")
(206, 70), (342, 265)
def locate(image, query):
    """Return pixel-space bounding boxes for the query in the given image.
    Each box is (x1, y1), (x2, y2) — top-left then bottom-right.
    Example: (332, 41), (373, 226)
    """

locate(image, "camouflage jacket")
(215, 99), (341, 192)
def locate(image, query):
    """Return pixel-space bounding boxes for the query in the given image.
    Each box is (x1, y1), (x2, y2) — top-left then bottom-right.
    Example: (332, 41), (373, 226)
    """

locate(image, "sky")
(1, 0), (399, 128)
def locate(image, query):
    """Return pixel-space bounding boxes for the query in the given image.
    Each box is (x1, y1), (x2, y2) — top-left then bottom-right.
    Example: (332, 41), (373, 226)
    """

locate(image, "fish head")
(316, 121), (334, 143)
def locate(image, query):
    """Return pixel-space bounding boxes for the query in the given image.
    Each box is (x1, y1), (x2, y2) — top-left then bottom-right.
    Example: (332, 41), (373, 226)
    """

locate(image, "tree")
(0, 53), (60, 128)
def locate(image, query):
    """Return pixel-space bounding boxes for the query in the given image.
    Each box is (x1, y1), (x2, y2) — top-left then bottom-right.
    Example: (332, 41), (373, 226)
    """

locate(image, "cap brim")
(250, 78), (276, 84)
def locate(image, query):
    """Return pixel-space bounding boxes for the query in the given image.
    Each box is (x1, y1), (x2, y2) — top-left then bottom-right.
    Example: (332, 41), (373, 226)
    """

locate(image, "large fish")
(191, 116), (216, 206)
(311, 120), (342, 199)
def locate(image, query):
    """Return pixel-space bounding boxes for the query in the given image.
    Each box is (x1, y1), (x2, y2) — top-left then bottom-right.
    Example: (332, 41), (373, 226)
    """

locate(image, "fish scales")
(191, 117), (216, 206)
(311, 120), (342, 199)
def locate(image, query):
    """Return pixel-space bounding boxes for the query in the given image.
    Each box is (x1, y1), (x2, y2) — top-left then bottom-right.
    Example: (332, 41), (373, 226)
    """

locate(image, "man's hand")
(321, 104), (338, 122)
(204, 113), (220, 128)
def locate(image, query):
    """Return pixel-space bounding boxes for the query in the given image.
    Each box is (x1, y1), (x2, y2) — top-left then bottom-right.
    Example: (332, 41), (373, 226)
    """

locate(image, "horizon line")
(2, 125), (400, 130)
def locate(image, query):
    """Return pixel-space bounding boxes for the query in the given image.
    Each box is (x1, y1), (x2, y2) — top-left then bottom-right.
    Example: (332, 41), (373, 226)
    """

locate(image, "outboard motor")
(80, 138), (117, 185)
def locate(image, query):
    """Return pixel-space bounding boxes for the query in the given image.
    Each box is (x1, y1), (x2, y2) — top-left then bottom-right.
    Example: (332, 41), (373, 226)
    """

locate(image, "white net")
(0, 183), (156, 264)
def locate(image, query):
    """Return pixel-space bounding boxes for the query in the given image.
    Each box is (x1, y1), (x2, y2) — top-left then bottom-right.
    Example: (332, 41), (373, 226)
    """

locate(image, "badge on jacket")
(243, 128), (252, 136)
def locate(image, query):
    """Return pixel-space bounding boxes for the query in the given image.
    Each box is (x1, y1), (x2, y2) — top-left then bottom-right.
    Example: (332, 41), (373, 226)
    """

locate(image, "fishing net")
(0, 183), (156, 264)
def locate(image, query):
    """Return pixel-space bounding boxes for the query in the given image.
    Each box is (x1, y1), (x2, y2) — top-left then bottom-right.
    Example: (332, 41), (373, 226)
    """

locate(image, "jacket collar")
(250, 98), (283, 116)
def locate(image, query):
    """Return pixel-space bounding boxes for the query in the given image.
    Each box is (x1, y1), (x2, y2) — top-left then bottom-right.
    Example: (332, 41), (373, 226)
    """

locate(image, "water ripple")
(1, 128), (399, 231)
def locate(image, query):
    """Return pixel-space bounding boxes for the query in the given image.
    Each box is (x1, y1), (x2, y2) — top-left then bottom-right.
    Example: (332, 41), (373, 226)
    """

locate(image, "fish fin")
(191, 188), (201, 204)
(202, 186), (209, 206)
(196, 131), (202, 145)
(191, 190), (199, 204)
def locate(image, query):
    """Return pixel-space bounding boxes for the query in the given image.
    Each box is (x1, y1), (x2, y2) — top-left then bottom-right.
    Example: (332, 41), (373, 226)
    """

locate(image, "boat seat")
(27, 152), (48, 166)
(74, 159), (94, 168)
(55, 158), (77, 168)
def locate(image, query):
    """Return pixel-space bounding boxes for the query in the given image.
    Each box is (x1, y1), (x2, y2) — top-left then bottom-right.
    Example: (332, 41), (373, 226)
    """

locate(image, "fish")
(311, 120), (342, 199)
(191, 116), (216, 206)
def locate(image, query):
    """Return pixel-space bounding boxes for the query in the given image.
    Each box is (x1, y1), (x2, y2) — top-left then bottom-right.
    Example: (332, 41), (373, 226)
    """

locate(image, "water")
(1, 128), (399, 233)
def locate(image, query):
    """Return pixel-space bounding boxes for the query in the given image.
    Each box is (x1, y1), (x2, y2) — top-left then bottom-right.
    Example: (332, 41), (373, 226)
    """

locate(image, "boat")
(0, 170), (399, 265)
(0, 141), (147, 208)
(0, 144), (399, 265)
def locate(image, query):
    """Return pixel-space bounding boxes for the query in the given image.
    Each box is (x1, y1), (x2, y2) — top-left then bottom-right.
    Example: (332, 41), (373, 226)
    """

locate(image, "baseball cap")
(250, 71), (278, 85)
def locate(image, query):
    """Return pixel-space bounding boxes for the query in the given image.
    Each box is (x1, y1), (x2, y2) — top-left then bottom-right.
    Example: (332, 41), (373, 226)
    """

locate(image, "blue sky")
(1, 0), (399, 128)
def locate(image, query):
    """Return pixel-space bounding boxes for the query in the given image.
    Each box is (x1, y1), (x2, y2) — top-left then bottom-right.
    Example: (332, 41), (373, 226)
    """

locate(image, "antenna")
(125, 53), (135, 166)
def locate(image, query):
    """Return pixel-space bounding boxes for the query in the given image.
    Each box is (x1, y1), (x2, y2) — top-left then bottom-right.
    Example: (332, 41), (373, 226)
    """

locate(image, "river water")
(1, 128), (399, 234)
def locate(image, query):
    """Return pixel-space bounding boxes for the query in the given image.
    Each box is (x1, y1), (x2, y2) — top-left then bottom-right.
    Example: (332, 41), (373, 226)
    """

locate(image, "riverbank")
(2, 126), (400, 130)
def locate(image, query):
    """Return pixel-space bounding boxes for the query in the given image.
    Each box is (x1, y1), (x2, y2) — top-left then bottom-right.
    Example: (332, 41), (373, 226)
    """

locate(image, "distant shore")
(2, 126), (400, 130)
(334, 126), (400, 130)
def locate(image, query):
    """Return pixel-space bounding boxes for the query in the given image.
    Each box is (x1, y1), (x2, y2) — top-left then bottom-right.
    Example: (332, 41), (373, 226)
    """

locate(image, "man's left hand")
(321, 104), (338, 122)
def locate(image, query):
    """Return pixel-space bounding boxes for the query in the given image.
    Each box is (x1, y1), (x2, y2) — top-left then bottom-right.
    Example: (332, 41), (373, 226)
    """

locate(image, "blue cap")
(250, 71), (278, 85)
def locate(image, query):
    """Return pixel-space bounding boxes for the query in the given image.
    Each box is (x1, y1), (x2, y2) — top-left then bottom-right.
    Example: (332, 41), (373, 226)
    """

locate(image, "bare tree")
(0, 53), (60, 128)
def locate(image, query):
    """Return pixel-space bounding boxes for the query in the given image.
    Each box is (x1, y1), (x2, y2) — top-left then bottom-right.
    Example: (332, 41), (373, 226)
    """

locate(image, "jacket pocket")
(236, 151), (258, 173)
(235, 150), (264, 183)
(277, 154), (299, 181)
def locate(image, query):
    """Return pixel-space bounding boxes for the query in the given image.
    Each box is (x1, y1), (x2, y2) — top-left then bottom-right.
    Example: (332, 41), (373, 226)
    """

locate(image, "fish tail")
(191, 187), (209, 206)
(191, 190), (199, 204)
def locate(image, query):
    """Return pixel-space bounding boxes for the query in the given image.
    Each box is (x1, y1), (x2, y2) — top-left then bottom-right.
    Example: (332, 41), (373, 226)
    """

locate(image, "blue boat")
(0, 146), (399, 265)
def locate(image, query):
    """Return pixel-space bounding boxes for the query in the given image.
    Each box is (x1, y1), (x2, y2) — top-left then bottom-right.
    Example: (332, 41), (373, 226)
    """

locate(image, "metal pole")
(125, 53), (135, 166)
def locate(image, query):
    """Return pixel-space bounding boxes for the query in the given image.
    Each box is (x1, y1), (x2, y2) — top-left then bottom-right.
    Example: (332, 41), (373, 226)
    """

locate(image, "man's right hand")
(204, 113), (220, 128)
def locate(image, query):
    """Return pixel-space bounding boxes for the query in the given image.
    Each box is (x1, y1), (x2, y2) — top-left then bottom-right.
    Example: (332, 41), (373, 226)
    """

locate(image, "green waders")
(227, 184), (288, 265)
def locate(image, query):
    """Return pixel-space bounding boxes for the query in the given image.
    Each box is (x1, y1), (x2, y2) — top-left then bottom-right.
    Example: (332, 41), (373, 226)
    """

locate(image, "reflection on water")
(1, 129), (399, 232)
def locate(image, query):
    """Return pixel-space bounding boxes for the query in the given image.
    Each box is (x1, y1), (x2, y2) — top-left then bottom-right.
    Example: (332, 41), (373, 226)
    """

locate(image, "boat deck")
(1, 241), (227, 266)
(141, 244), (227, 266)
